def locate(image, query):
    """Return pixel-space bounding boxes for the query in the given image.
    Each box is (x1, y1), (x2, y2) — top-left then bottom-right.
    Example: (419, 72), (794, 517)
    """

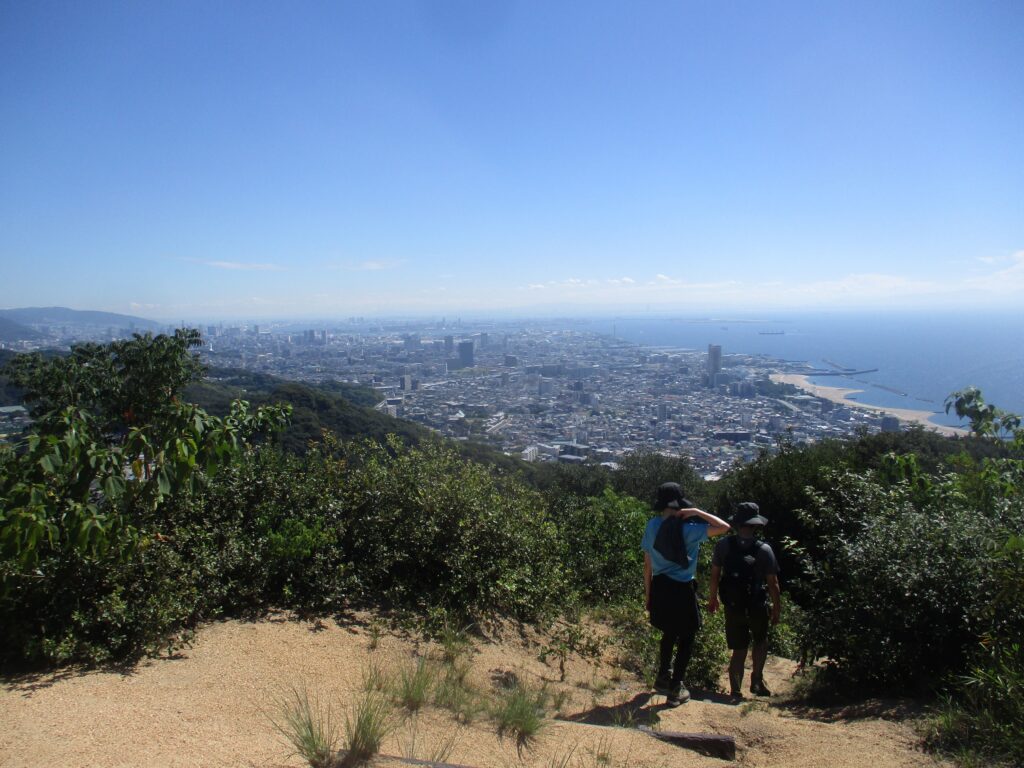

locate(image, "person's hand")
(770, 604), (781, 625)
(645, 594), (651, 611)
(708, 595), (719, 613)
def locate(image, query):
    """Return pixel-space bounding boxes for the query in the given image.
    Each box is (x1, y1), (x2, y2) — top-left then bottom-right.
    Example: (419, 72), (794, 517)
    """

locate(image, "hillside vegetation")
(1, 332), (1022, 765)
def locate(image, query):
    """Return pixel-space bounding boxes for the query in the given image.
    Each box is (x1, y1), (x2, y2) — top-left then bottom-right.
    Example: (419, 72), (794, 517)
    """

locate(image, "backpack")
(653, 516), (691, 568)
(719, 536), (768, 608)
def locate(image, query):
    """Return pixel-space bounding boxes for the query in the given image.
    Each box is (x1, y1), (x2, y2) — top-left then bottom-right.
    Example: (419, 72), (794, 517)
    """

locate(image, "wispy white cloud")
(975, 251), (1022, 267)
(652, 274), (681, 285)
(219, 261), (279, 271)
(509, 255), (1024, 310)
(962, 250), (1024, 294)
(148, 250), (1024, 317)
(329, 259), (406, 272)
(183, 257), (284, 272)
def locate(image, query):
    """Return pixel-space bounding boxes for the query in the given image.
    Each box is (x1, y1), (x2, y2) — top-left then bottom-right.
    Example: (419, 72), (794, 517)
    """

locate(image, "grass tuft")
(438, 622), (473, 664)
(433, 678), (473, 720)
(546, 741), (578, 768)
(271, 685), (340, 768)
(399, 714), (462, 764)
(492, 680), (548, 749)
(393, 656), (437, 713)
(361, 659), (391, 693)
(343, 690), (394, 766)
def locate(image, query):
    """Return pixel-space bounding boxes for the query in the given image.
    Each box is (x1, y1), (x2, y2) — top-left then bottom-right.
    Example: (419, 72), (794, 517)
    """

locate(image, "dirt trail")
(1, 616), (948, 768)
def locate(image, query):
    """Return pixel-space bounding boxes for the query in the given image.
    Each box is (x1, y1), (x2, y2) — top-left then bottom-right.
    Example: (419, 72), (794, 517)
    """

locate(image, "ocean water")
(583, 312), (1024, 428)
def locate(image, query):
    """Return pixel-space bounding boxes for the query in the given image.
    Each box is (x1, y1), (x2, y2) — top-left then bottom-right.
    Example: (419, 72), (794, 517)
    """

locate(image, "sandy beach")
(771, 374), (966, 437)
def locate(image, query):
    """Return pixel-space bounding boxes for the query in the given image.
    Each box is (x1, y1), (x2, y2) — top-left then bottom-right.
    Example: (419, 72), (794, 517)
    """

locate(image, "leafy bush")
(336, 436), (567, 620)
(795, 464), (1023, 693)
(0, 331), (288, 666)
(926, 533), (1024, 765)
(549, 488), (648, 603)
(797, 470), (976, 690)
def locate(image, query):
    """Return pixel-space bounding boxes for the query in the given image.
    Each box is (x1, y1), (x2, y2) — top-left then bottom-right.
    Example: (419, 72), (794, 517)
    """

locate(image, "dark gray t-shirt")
(712, 535), (780, 581)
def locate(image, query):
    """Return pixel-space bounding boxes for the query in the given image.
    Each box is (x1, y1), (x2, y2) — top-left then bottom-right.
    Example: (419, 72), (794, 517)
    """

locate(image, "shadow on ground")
(557, 691), (664, 727)
(776, 695), (925, 723)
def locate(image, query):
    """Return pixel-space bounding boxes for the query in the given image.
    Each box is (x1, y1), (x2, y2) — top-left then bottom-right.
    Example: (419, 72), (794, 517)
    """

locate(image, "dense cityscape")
(1, 315), (907, 478)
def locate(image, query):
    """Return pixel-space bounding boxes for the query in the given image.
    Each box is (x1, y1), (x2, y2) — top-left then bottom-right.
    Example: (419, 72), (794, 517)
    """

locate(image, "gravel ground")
(1, 614), (950, 768)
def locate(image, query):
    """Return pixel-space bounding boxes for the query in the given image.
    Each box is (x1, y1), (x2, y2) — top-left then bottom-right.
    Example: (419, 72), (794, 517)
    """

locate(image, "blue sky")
(2, 1), (1022, 319)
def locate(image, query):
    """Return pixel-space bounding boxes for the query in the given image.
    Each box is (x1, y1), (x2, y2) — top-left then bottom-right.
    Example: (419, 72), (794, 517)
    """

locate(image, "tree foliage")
(0, 330), (289, 578)
(946, 386), (1022, 441)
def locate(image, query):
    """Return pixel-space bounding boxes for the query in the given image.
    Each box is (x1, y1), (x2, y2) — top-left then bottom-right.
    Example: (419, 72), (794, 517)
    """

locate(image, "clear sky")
(2, 1), (1022, 320)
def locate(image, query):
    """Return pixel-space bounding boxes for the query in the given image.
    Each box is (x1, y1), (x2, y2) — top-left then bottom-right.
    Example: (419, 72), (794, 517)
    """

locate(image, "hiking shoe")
(729, 688), (744, 700)
(750, 678), (772, 696)
(666, 682), (690, 707)
(653, 674), (673, 695)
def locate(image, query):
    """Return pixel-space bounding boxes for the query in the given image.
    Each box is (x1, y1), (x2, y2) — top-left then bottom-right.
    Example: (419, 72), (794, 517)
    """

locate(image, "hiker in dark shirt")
(708, 502), (781, 698)
(641, 482), (729, 706)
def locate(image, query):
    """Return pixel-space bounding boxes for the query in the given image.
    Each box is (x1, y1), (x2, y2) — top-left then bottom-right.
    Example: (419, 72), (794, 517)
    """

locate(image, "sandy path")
(1, 616), (948, 768)
(770, 374), (966, 436)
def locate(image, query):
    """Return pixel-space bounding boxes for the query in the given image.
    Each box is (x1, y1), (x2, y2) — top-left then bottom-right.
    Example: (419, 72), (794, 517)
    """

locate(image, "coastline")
(771, 373), (967, 437)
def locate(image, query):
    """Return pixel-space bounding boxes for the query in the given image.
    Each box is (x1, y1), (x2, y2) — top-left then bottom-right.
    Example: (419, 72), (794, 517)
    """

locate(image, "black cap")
(732, 501), (768, 527)
(655, 482), (694, 510)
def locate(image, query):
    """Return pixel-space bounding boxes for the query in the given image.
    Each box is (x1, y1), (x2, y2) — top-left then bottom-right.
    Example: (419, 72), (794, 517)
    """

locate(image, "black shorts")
(649, 575), (701, 637)
(724, 602), (769, 650)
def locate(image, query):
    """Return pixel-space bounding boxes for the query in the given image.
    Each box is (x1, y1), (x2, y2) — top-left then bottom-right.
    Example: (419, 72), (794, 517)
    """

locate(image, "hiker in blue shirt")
(642, 482), (730, 706)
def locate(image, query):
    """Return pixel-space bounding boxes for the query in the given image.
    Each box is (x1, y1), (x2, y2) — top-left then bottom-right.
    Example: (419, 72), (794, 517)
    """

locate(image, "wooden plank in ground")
(638, 725), (737, 761)
(337, 752), (479, 768)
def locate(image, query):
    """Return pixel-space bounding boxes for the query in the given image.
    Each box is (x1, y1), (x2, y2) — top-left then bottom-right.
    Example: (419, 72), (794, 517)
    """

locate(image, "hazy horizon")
(7, 303), (1024, 328)
(3, 2), (1022, 318)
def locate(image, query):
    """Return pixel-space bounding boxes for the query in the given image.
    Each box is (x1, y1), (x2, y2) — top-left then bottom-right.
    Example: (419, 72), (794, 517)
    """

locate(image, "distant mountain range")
(0, 317), (44, 342)
(0, 307), (163, 331)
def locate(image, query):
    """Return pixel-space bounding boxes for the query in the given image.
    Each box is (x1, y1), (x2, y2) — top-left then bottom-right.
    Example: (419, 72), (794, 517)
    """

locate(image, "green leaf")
(157, 467), (172, 499)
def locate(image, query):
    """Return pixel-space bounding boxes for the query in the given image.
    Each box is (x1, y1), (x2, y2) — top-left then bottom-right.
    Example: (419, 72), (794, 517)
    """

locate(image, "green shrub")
(337, 437), (567, 621)
(925, 533), (1024, 765)
(768, 593), (807, 661)
(795, 465), (1023, 693)
(549, 489), (648, 603)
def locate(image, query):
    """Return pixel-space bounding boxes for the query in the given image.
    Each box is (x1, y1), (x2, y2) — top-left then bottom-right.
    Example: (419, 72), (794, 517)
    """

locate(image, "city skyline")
(2, 2), (1022, 319)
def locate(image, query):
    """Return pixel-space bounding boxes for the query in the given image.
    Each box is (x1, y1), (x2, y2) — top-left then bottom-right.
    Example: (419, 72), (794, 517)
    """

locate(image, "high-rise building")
(707, 344), (723, 387)
(444, 335), (454, 354)
(457, 340), (474, 368)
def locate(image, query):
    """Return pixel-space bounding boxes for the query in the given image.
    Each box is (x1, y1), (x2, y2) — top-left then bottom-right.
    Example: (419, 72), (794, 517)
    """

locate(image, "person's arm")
(708, 563), (722, 613)
(643, 552), (653, 610)
(766, 573), (781, 624)
(680, 506), (730, 537)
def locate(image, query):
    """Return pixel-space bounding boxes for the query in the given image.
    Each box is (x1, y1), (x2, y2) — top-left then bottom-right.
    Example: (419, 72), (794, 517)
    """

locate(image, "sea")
(582, 311), (1024, 429)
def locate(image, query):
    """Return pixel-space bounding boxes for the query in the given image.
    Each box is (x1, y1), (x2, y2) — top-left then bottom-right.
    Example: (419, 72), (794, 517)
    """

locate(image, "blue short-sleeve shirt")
(641, 515), (709, 582)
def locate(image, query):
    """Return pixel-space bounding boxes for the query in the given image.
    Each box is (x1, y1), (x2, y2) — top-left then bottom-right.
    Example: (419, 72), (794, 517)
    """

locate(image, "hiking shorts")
(724, 602), (769, 650)
(649, 575), (701, 637)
